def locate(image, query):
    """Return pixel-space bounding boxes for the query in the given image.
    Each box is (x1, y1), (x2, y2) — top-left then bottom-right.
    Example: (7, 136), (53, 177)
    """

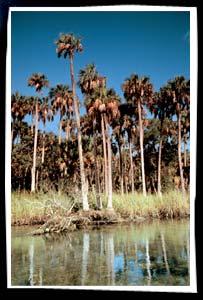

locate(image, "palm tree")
(112, 118), (125, 195)
(167, 76), (190, 199)
(49, 84), (73, 145)
(148, 89), (173, 196)
(78, 63), (102, 209)
(124, 115), (136, 194)
(103, 88), (120, 209)
(122, 74), (153, 196)
(78, 63), (99, 95)
(55, 33), (89, 211)
(39, 96), (53, 164)
(11, 92), (29, 149)
(28, 73), (49, 192)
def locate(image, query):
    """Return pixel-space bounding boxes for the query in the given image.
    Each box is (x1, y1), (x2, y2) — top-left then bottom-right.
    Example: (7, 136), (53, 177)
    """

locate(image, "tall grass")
(11, 190), (189, 225)
(11, 191), (78, 225)
(112, 191), (189, 219)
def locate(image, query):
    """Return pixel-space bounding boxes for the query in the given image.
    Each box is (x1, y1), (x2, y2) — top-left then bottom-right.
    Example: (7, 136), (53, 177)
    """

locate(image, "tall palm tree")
(167, 76), (190, 199)
(148, 89), (173, 196)
(78, 63), (102, 209)
(103, 88), (120, 209)
(28, 73), (49, 192)
(112, 118), (125, 195)
(124, 115), (136, 194)
(55, 33), (89, 211)
(122, 74), (153, 196)
(49, 84), (73, 145)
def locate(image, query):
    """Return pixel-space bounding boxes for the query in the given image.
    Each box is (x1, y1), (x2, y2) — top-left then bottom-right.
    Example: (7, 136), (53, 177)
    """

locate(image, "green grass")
(11, 191), (77, 225)
(11, 190), (189, 225)
(112, 191), (189, 219)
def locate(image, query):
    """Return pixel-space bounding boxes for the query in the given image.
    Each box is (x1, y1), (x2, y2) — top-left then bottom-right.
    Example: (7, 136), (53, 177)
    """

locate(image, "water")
(11, 219), (190, 286)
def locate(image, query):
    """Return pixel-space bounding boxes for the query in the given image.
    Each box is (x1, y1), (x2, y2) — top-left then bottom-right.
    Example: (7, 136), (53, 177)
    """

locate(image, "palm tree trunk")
(93, 119), (102, 209)
(101, 114), (108, 196)
(104, 114), (113, 210)
(31, 113), (34, 136)
(178, 112), (186, 199)
(31, 101), (38, 192)
(124, 151), (128, 194)
(69, 55), (89, 211)
(42, 130), (45, 164)
(157, 137), (163, 197)
(118, 142), (124, 195)
(184, 135), (187, 167)
(11, 120), (14, 151)
(58, 118), (62, 145)
(66, 119), (70, 141)
(138, 99), (146, 196)
(36, 169), (39, 192)
(129, 140), (135, 194)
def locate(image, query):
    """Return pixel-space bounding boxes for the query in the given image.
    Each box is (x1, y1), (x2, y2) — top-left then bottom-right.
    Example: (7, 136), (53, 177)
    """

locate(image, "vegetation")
(11, 191), (189, 228)
(11, 32), (190, 230)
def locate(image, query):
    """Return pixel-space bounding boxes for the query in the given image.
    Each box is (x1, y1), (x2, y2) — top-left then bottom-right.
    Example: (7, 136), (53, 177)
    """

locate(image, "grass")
(11, 190), (189, 226)
(112, 191), (189, 219)
(11, 191), (78, 225)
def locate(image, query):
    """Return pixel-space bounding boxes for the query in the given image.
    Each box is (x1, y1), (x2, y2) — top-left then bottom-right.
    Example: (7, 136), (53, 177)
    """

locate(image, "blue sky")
(11, 11), (190, 133)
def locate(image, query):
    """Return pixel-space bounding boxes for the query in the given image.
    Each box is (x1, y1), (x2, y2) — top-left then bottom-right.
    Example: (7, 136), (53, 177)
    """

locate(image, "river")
(11, 219), (189, 286)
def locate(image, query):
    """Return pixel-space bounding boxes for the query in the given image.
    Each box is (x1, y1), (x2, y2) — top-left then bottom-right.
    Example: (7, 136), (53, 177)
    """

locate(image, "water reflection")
(28, 238), (34, 285)
(145, 239), (151, 285)
(11, 220), (189, 286)
(81, 232), (89, 285)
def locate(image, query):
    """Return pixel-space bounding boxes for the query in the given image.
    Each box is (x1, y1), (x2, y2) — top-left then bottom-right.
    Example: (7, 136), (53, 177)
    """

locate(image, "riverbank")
(11, 191), (189, 233)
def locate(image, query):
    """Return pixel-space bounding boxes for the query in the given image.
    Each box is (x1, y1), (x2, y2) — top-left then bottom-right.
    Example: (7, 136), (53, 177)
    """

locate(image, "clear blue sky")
(11, 11), (190, 133)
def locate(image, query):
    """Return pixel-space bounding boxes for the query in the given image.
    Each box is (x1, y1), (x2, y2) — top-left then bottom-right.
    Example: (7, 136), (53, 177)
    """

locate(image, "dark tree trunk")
(124, 150), (128, 194)
(129, 140), (135, 193)
(101, 114), (108, 196)
(11, 120), (15, 151)
(118, 142), (124, 195)
(93, 118), (102, 209)
(138, 98), (146, 196)
(178, 112), (186, 199)
(157, 137), (163, 197)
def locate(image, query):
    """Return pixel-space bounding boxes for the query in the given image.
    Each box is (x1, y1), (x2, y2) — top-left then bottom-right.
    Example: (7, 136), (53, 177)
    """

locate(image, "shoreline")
(11, 208), (190, 235)
(11, 191), (190, 234)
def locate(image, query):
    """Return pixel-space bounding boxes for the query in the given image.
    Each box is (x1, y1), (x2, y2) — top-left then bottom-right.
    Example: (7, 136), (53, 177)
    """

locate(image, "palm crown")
(122, 74), (153, 105)
(78, 63), (99, 95)
(49, 84), (73, 118)
(28, 73), (49, 92)
(55, 33), (83, 58)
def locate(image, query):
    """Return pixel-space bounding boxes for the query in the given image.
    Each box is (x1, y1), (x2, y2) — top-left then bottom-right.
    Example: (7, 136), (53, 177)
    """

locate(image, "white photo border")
(6, 5), (197, 293)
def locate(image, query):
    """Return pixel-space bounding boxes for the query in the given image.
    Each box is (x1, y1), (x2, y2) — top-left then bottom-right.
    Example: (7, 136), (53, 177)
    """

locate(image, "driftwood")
(31, 208), (120, 235)
(31, 215), (91, 235)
